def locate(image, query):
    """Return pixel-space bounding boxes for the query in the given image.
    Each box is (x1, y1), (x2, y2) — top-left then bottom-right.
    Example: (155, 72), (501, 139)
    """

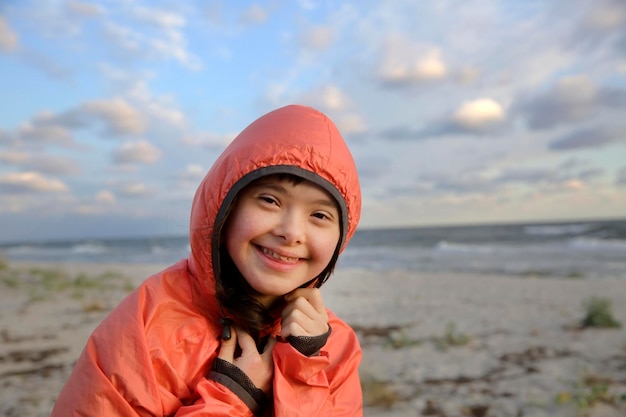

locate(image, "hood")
(188, 104), (361, 301)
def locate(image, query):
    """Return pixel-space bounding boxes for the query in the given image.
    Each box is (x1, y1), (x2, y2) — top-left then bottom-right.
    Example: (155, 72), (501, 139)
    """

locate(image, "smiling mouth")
(259, 246), (300, 263)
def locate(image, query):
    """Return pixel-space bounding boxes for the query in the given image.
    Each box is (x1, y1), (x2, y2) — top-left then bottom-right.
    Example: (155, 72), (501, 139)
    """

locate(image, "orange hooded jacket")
(50, 105), (363, 416)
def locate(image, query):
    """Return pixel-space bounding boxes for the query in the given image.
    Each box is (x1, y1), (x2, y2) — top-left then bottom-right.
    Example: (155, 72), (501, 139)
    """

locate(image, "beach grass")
(580, 296), (622, 329)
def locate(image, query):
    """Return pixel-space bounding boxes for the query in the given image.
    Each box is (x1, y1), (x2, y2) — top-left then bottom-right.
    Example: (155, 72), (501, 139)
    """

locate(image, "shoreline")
(1, 261), (625, 416)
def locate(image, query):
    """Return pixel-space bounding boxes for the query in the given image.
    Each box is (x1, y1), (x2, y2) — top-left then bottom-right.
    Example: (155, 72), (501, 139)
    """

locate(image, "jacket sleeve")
(272, 313), (363, 417)
(49, 291), (168, 416)
(173, 376), (257, 417)
(50, 275), (258, 417)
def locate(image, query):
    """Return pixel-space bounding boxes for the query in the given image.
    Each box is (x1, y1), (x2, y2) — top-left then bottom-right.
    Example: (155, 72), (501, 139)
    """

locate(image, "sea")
(1, 219), (625, 279)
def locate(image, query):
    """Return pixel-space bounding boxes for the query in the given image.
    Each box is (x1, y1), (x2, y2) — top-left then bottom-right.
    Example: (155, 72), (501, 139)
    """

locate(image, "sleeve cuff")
(287, 324), (332, 357)
(208, 358), (268, 416)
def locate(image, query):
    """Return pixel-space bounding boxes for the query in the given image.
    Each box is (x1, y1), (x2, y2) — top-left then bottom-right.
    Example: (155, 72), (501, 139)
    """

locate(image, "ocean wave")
(568, 237), (626, 251)
(523, 223), (594, 236)
(435, 241), (496, 253)
(72, 243), (108, 254)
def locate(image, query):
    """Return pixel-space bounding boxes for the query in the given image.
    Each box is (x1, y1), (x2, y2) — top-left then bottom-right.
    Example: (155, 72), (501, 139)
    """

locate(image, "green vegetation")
(385, 329), (421, 350)
(554, 374), (626, 416)
(580, 297), (622, 329)
(361, 376), (398, 409)
(0, 255), (9, 271)
(0, 260), (135, 303)
(434, 322), (471, 351)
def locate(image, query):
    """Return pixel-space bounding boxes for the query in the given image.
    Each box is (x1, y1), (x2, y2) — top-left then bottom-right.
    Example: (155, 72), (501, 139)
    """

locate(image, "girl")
(50, 104), (363, 416)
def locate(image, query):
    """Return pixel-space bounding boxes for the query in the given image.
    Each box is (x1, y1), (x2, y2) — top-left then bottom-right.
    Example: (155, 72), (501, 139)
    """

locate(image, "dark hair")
(214, 174), (341, 342)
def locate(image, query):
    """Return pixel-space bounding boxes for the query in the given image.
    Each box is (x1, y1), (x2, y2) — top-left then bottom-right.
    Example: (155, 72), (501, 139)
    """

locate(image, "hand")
(217, 326), (276, 394)
(281, 288), (329, 338)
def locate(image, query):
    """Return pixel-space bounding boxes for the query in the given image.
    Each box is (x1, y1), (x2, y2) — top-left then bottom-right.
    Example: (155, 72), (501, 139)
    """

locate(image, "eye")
(258, 194), (279, 205)
(312, 211), (333, 221)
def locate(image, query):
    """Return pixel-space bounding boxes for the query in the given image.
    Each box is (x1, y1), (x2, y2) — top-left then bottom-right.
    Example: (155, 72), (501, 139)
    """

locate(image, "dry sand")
(1, 261), (625, 417)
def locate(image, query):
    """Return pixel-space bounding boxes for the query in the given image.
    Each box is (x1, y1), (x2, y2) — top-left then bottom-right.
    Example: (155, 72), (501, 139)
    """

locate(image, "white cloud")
(453, 98), (505, 129)
(126, 80), (186, 128)
(117, 182), (152, 197)
(182, 164), (205, 179)
(66, 1), (105, 18)
(82, 98), (147, 136)
(17, 120), (75, 146)
(241, 5), (269, 25)
(0, 151), (28, 164)
(300, 26), (334, 50)
(300, 84), (351, 111)
(584, 0), (626, 30)
(133, 7), (185, 29)
(103, 10), (201, 69)
(0, 172), (68, 194)
(179, 132), (235, 149)
(22, 155), (82, 175)
(379, 35), (448, 84)
(0, 17), (18, 52)
(338, 113), (367, 135)
(96, 190), (116, 204)
(113, 140), (161, 164)
(413, 49), (447, 80)
(517, 75), (626, 130)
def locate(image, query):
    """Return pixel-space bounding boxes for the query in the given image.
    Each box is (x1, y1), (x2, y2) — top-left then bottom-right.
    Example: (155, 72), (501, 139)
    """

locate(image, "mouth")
(258, 245), (300, 263)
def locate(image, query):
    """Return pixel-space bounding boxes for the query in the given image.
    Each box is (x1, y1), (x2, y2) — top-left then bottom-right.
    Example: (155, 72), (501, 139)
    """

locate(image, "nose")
(274, 211), (305, 244)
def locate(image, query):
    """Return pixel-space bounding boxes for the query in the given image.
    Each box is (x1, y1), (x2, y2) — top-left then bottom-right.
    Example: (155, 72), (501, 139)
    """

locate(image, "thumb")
(217, 326), (237, 362)
(262, 336), (277, 359)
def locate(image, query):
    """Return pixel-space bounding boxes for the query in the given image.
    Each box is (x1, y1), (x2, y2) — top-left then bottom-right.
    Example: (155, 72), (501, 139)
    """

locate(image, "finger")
(280, 320), (307, 339)
(286, 288), (326, 315)
(283, 296), (327, 327)
(262, 336), (277, 358)
(217, 326), (237, 362)
(236, 329), (258, 356)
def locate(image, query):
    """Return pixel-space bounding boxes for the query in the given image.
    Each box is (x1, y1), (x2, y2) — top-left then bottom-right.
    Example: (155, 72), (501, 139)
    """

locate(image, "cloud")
(452, 99), (505, 130)
(240, 5), (269, 25)
(617, 168), (626, 186)
(576, 0), (626, 55)
(0, 151), (28, 164)
(0, 16), (18, 52)
(515, 76), (626, 130)
(179, 164), (206, 180)
(549, 124), (625, 150)
(584, 0), (626, 31)
(116, 182), (153, 197)
(379, 35), (448, 86)
(337, 113), (367, 135)
(95, 190), (116, 204)
(66, 1), (105, 18)
(300, 84), (351, 111)
(382, 97), (506, 140)
(15, 117), (75, 147)
(102, 7), (201, 69)
(179, 131), (235, 149)
(80, 98), (147, 136)
(125, 80), (186, 128)
(113, 140), (161, 165)
(0, 172), (69, 194)
(6, 98), (147, 149)
(133, 6), (185, 29)
(299, 26), (334, 51)
(2, 153), (82, 175)
(494, 165), (602, 191)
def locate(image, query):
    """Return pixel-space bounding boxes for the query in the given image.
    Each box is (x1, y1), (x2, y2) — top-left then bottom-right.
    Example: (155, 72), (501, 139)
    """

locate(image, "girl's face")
(224, 177), (341, 306)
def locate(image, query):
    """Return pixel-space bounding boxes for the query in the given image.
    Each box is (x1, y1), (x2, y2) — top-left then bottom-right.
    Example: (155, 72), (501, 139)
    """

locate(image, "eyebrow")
(255, 182), (338, 210)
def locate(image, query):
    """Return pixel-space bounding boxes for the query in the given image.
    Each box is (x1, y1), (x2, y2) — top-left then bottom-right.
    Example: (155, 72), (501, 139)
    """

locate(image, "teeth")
(262, 247), (298, 262)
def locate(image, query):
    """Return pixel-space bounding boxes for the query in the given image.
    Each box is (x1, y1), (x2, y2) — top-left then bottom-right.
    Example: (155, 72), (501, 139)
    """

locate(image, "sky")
(1, 0), (625, 243)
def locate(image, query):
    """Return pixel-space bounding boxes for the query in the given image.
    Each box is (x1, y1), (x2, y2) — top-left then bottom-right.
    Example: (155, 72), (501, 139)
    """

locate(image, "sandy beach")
(1, 260), (625, 417)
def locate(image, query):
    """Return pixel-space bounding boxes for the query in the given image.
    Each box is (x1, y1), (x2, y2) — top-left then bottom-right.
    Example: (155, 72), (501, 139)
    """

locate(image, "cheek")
(315, 230), (341, 264)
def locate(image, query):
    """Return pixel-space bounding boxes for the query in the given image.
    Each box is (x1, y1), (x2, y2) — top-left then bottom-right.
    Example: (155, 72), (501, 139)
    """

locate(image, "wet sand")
(1, 261), (625, 416)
